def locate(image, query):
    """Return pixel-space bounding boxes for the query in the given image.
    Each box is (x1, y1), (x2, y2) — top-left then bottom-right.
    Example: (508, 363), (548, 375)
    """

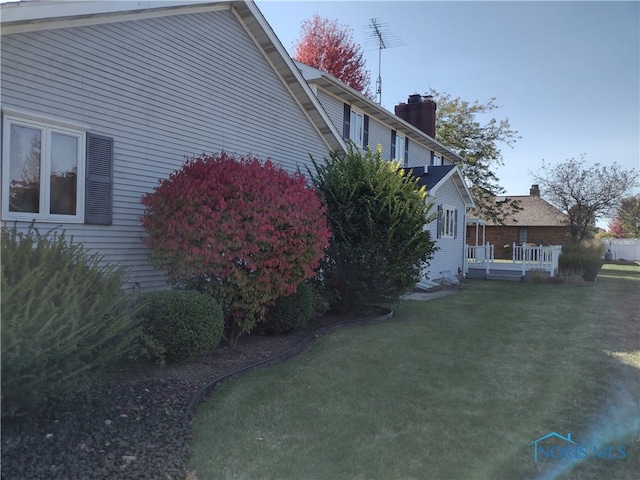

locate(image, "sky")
(257, 0), (640, 227)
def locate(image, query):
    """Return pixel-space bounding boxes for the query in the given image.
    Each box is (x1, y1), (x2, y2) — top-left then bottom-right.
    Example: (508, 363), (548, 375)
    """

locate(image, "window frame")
(2, 113), (86, 223)
(349, 108), (365, 147)
(394, 132), (407, 166)
(439, 204), (457, 239)
(518, 227), (529, 245)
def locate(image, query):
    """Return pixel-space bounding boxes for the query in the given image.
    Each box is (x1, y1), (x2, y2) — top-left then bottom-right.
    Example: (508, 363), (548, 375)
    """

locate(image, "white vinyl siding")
(367, 117), (390, 158)
(425, 180), (467, 281)
(317, 90), (344, 134)
(0, 9), (330, 290)
(406, 142), (431, 168)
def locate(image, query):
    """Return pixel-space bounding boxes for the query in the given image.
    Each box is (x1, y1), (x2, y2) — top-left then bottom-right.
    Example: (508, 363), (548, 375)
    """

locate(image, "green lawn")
(188, 264), (640, 480)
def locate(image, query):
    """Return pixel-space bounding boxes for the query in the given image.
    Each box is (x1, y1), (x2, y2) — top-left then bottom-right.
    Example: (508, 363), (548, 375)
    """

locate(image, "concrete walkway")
(402, 287), (461, 301)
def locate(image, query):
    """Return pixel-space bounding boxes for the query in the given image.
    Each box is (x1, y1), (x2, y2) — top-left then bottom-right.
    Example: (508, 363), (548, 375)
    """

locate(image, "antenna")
(365, 18), (406, 105)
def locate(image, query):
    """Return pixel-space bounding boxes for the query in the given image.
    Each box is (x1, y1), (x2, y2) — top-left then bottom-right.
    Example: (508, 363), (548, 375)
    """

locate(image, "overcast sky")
(257, 0), (640, 225)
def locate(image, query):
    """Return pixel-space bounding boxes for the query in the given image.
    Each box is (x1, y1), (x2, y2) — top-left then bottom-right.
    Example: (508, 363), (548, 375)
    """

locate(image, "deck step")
(486, 270), (523, 282)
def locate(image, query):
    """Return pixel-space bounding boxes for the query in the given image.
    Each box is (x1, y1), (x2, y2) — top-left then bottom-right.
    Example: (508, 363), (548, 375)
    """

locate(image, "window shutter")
(363, 115), (369, 148)
(436, 204), (442, 239)
(85, 133), (113, 225)
(454, 208), (458, 239)
(404, 138), (409, 165)
(343, 104), (351, 140)
(391, 130), (396, 160)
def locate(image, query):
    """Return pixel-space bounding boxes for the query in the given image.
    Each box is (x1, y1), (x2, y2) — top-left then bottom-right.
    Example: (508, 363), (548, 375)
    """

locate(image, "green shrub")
(264, 282), (314, 333)
(135, 290), (223, 361)
(1, 225), (137, 417)
(558, 252), (604, 282)
(309, 144), (437, 313)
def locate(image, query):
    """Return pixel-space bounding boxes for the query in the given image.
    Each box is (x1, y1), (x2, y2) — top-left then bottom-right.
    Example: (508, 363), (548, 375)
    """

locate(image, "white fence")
(601, 238), (640, 261)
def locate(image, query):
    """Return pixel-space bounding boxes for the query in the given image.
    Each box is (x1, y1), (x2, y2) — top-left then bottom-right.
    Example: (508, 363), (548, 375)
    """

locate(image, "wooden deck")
(465, 243), (562, 281)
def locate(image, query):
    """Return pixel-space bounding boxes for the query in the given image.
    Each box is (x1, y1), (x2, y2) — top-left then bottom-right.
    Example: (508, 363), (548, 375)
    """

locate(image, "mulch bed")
(1, 310), (387, 480)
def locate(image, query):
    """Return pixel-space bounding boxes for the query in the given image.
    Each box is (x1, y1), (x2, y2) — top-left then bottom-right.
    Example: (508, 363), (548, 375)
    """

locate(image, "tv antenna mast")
(365, 18), (406, 106)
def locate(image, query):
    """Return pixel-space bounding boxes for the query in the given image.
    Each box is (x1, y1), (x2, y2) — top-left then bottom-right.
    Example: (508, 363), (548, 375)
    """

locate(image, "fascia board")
(1, 1), (230, 34)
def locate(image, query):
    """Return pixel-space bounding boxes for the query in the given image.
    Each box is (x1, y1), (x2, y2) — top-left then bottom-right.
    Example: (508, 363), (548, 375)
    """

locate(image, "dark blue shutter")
(454, 208), (458, 239)
(85, 133), (113, 225)
(391, 130), (396, 160)
(404, 138), (409, 165)
(343, 104), (351, 140)
(363, 115), (369, 148)
(436, 204), (442, 239)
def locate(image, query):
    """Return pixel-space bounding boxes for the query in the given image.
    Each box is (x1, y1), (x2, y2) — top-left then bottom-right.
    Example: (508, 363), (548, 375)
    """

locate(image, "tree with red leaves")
(141, 152), (330, 343)
(293, 14), (372, 96)
(607, 217), (628, 238)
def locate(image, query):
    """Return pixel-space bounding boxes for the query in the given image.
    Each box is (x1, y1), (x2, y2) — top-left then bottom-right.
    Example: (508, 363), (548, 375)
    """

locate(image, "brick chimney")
(394, 94), (437, 138)
(530, 184), (540, 197)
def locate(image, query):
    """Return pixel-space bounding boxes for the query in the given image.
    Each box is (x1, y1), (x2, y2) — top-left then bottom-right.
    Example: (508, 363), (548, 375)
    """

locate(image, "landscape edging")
(185, 307), (393, 423)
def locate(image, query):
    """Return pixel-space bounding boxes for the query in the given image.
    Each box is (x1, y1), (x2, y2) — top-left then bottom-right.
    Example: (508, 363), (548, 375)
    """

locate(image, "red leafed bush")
(141, 152), (330, 341)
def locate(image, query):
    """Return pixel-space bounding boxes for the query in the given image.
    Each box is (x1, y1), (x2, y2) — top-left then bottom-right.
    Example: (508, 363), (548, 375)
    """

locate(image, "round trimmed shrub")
(135, 290), (223, 361)
(264, 282), (314, 333)
(140, 152), (330, 343)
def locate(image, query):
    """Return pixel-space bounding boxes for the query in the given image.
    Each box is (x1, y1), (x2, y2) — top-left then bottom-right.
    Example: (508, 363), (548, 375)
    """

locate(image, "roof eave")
(1, 1), (231, 33)
(428, 167), (475, 208)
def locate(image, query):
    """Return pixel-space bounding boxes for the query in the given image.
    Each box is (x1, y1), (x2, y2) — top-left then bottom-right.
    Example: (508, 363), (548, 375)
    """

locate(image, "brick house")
(467, 185), (570, 259)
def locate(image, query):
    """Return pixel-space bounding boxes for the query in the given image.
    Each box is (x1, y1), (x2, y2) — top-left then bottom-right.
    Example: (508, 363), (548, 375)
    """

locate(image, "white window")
(2, 114), (86, 222)
(518, 227), (528, 245)
(431, 152), (442, 166)
(395, 133), (406, 166)
(349, 109), (364, 147)
(439, 205), (457, 238)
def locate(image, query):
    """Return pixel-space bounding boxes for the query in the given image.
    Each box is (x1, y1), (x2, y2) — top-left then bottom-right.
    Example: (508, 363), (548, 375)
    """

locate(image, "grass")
(188, 264), (640, 480)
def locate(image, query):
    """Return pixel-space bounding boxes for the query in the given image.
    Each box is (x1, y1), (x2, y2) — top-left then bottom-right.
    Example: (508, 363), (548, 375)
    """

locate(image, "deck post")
(486, 242), (491, 276)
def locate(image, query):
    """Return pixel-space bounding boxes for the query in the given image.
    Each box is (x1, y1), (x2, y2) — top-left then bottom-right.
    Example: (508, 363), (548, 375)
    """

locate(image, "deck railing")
(465, 243), (494, 275)
(512, 243), (563, 277)
(465, 243), (563, 277)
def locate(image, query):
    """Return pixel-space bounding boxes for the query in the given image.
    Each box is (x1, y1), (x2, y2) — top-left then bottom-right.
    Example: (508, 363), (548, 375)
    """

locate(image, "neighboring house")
(296, 62), (475, 285)
(0, 0), (347, 291)
(466, 185), (570, 259)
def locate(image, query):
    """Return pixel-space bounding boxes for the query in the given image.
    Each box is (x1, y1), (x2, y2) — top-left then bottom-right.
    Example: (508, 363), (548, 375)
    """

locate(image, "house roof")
(295, 61), (467, 165)
(0, 0), (348, 155)
(409, 165), (475, 208)
(488, 194), (568, 226)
